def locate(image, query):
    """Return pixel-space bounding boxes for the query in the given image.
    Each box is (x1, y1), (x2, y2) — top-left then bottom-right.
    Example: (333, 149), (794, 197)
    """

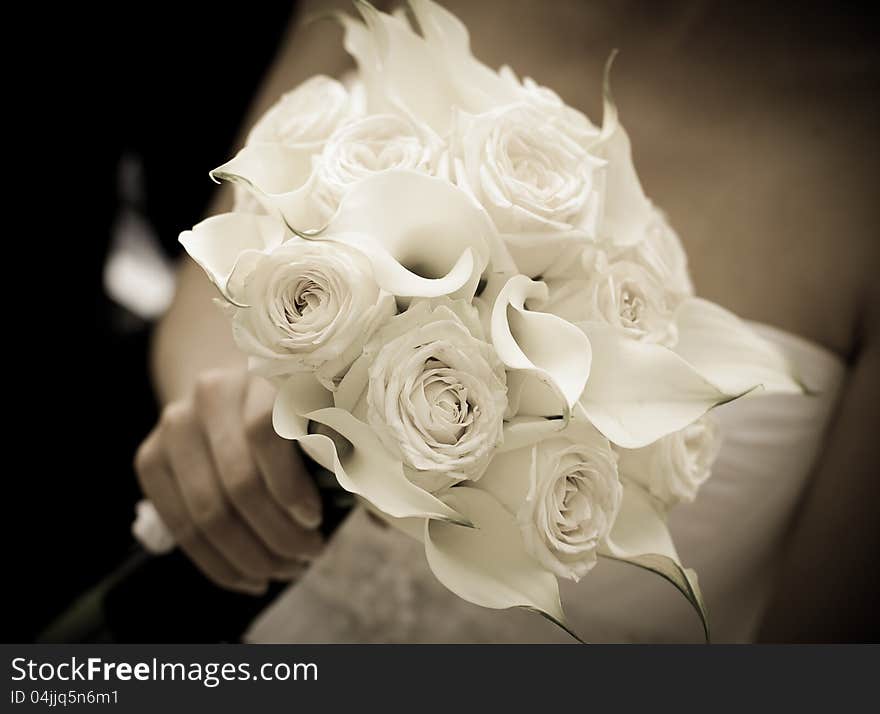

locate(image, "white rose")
(454, 103), (603, 275)
(532, 251), (677, 345)
(617, 414), (722, 506)
(362, 299), (507, 490)
(583, 253), (677, 344)
(500, 66), (600, 146)
(228, 237), (394, 386)
(608, 209), (694, 299)
(457, 104), (601, 234)
(478, 423), (622, 582)
(313, 114), (443, 218)
(247, 75), (359, 148)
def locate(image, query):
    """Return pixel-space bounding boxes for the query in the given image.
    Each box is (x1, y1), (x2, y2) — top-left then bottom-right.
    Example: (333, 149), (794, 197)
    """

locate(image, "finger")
(243, 377), (324, 535)
(159, 401), (286, 581)
(135, 429), (266, 594)
(194, 372), (322, 565)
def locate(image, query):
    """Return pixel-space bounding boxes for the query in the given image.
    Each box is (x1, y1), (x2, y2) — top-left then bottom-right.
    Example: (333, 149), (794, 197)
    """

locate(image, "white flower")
(454, 103), (603, 276)
(524, 436), (621, 580)
(363, 300), (507, 490)
(500, 67), (600, 146)
(609, 209), (694, 299)
(479, 422), (622, 582)
(247, 75), (359, 148)
(584, 254), (677, 344)
(457, 104), (601, 235)
(617, 414), (722, 506)
(313, 114), (442, 218)
(338, 0), (520, 133)
(229, 238), (394, 386)
(532, 250), (676, 346)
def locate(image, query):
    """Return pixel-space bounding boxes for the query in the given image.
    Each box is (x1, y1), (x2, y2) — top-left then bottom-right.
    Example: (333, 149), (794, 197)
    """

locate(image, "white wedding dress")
(247, 324), (845, 643)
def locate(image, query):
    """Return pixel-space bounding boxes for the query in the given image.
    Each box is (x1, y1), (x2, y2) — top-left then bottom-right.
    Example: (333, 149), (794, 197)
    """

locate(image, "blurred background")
(7, 4), (295, 641)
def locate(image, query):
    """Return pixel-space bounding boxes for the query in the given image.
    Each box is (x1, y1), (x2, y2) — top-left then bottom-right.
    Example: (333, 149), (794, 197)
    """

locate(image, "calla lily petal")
(474, 446), (533, 514)
(350, 0), (459, 131)
(577, 323), (746, 449)
(362, 500), (426, 543)
(313, 170), (493, 299)
(211, 143), (325, 230)
(407, 0), (518, 113)
(425, 487), (574, 637)
(601, 481), (710, 641)
(491, 275), (592, 417)
(179, 212), (286, 305)
(271, 372), (337, 470)
(274, 376), (468, 524)
(592, 52), (654, 247)
(673, 297), (806, 395)
(305, 407), (470, 524)
(500, 416), (568, 453)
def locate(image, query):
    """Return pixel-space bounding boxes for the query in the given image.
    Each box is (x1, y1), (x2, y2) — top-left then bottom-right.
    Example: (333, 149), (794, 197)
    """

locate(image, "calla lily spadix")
(129, 0), (813, 644)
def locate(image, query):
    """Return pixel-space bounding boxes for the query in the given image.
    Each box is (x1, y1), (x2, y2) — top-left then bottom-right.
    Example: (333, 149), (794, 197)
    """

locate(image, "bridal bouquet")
(141, 0), (802, 640)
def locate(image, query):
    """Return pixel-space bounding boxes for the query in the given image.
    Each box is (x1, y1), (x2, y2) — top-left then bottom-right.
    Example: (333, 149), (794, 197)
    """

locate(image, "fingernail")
(290, 502), (322, 530)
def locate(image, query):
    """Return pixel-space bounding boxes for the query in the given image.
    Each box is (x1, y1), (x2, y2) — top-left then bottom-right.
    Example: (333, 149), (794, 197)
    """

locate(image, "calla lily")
(672, 297), (806, 395)
(210, 143), (326, 231)
(592, 52), (657, 248)
(339, 0), (517, 133)
(576, 322), (746, 449)
(491, 275), (592, 425)
(309, 170), (494, 300)
(407, 0), (521, 114)
(424, 486), (572, 636)
(272, 373), (469, 525)
(343, 0), (461, 131)
(178, 212), (286, 305)
(600, 480), (710, 641)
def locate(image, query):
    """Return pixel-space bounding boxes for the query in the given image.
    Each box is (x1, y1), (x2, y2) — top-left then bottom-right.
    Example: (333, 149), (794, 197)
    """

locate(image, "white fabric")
(248, 323), (846, 643)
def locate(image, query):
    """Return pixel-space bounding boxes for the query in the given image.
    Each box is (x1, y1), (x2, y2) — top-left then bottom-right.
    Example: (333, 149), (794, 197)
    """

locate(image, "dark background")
(9, 3), (295, 642)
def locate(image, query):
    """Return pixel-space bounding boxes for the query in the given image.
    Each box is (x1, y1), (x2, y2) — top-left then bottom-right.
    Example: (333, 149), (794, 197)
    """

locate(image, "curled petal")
(350, 0), (458, 130)
(491, 275), (592, 417)
(407, 0), (518, 112)
(273, 375), (468, 524)
(211, 143), (325, 230)
(592, 52), (655, 247)
(362, 500), (426, 543)
(314, 170), (493, 299)
(577, 323), (747, 449)
(425, 487), (576, 638)
(179, 212), (285, 305)
(500, 416), (568, 453)
(673, 298), (806, 395)
(600, 481), (710, 641)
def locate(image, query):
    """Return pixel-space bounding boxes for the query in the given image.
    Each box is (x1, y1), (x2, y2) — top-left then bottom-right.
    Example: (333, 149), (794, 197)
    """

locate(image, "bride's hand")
(134, 369), (323, 594)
